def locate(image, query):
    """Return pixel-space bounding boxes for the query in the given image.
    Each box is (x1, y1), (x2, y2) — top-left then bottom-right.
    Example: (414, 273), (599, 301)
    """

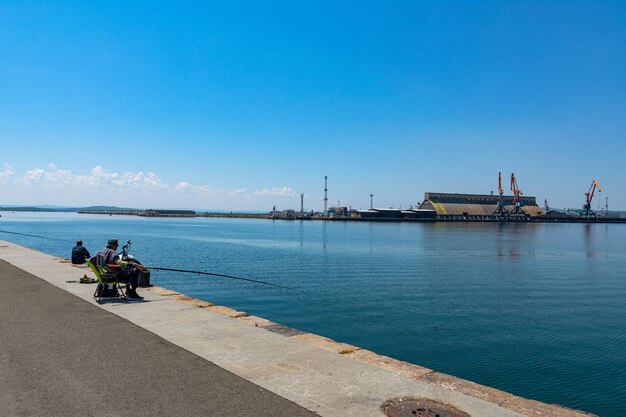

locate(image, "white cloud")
(23, 167), (46, 184)
(116, 171), (168, 190)
(189, 185), (214, 194)
(2, 163), (297, 208)
(174, 182), (192, 192)
(0, 163), (14, 183)
(22, 164), (168, 191)
(174, 182), (248, 197)
(253, 186), (296, 197)
(174, 182), (215, 195)
(227, 188), (248, 196)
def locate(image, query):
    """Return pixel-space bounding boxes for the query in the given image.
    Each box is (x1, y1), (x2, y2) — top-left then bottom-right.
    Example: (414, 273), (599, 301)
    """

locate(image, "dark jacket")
(71, 245), (91, 264)
(89, 248), (119, 267)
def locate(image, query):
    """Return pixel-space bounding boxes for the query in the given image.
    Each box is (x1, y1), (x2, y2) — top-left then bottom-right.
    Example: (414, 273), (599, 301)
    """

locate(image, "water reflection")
(583, 224), (595, 258)
(368, 222), (375, 254)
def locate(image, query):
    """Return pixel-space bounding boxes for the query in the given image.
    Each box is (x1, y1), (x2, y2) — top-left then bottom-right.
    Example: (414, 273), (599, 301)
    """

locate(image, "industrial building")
(418, 192), (544, 219)
(356, 208), (437, 220)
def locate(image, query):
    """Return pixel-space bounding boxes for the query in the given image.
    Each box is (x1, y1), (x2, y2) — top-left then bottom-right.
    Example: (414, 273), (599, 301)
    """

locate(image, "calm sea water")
(1, 212), (625, 416)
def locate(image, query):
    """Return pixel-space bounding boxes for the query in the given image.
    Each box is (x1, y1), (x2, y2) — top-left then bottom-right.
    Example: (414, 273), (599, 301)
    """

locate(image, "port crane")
(492, 172), (509, 218)
(581, 180), (601, 217)
(509, 173), (526, 217)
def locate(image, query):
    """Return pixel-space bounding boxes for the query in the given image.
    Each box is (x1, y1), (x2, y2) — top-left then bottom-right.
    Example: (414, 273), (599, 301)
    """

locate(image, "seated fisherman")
(90, 238), (144, 301)
(71, 240), (90, 264)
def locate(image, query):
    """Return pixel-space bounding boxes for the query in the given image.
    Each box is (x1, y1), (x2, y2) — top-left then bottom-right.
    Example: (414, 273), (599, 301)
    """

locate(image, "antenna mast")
(324, 176), (328, 216)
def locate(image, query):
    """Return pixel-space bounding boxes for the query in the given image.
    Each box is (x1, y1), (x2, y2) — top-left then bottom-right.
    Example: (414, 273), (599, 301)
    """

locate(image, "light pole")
(324, 176), (328, 216)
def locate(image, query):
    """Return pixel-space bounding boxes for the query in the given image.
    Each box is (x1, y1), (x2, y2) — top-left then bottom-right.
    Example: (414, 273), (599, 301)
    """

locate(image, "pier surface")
(0, 240), (594, 417)
(0, 258), (316, 417)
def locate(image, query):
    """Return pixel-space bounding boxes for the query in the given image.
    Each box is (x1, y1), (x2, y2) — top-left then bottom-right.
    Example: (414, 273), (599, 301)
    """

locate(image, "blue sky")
(1, 1), (625, 211)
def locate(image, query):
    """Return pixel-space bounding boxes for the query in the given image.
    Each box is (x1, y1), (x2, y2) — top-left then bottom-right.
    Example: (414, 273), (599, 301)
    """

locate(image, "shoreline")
(78, 209), (626, 223)
(0, 239), (597, 417)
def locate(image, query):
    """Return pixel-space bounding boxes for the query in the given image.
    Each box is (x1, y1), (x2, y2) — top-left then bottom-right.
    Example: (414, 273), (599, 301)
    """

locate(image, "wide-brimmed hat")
(106, 238), (119, 248)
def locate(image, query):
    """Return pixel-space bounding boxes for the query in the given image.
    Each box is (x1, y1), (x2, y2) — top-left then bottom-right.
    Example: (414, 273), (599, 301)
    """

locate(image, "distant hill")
(0, 205), (268, 214)
(79, 205), (137, 211)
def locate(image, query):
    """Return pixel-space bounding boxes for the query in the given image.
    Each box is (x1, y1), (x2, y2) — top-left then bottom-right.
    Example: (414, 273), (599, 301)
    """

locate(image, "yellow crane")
(582, 180), (601, 217)
(509, 173), (526, 216)
(492, 172), (509, 218)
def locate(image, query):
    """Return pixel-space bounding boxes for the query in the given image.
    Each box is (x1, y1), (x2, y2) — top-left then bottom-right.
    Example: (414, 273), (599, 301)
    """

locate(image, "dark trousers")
(116, 269), (139, 292)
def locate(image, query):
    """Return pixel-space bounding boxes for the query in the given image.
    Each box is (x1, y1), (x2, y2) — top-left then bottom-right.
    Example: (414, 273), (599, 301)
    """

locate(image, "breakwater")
(80, 209), (626, 223)
(80, 209), (195, 217)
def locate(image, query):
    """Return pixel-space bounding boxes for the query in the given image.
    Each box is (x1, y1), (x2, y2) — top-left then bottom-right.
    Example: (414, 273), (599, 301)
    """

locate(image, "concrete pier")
(0, 240), (595, 417)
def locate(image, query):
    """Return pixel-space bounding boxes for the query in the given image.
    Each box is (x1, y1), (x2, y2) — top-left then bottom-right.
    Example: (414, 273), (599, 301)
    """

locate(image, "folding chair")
(86, 259), (127, 302)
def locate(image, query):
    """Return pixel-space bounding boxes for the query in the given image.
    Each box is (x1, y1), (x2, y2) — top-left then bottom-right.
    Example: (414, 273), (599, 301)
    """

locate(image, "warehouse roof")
(419, 192), (544, 217)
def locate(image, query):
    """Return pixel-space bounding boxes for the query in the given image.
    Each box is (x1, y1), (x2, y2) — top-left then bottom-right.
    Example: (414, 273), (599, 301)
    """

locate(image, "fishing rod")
(143, 265), (296, 291)
(0, 229), (73, 243)
(121, 241), (296, 291)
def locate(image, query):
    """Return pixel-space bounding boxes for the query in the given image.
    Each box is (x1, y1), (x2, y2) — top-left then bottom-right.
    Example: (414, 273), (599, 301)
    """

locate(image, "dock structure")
(0, 240), (595, 417)
(357, 208), (437, 220)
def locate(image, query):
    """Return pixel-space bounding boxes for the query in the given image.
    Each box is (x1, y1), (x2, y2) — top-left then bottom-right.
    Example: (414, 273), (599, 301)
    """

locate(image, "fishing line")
(144, 265), (296, 291)
(0, 229), (73, 243)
